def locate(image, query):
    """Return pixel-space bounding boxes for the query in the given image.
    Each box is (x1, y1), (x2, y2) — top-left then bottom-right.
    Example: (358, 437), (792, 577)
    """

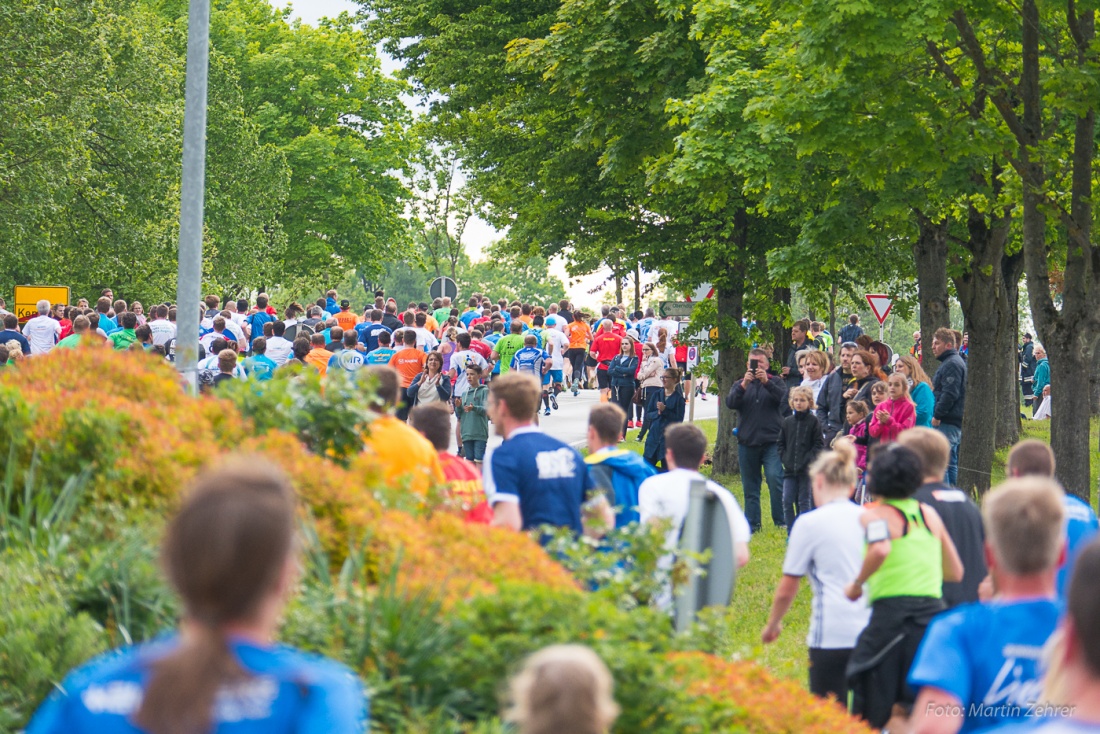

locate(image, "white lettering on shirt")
(535, 448), (577, 479)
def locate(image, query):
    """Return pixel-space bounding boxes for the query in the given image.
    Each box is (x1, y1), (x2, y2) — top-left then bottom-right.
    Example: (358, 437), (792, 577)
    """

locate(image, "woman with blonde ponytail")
(760, 442), (871, 702)
(27, 460), (365, 734)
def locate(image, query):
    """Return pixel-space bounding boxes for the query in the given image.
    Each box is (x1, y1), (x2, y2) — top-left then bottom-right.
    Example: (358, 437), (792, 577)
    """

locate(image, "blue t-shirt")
(908, 599), (1063, 732)
(511, 347), (547, 378)
(355, 323), (391, 353)
(459, 310), (479, 328)
(365, 347), (396, 366)
(328, 349), (366, 375)
(484, 427), (594, 535)
(242, 354), (277, 381)
(245, 312), (275, 346)
(1060, 494), (1099, 598)
(26, 636), (366, 734)
(99, 314), (119, 333)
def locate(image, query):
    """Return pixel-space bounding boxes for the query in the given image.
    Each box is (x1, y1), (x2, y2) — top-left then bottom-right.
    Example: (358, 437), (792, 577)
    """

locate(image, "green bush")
(0, 549), (107, 730)
(218, 369), (379, 465)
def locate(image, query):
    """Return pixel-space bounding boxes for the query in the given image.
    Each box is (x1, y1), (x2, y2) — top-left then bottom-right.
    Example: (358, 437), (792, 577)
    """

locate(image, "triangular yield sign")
(865, 294), (893, 325)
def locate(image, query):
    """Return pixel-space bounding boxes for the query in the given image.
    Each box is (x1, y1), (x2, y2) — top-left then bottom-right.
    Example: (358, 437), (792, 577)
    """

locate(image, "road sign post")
(430, 276), (458, 301)
(659, 301), (695, 319)
(865, 294), (894, 342)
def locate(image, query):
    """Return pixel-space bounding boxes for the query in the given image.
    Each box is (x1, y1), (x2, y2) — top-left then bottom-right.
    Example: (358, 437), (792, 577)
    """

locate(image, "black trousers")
(809, 647), (853, 703)
(612, 384), (635, 437)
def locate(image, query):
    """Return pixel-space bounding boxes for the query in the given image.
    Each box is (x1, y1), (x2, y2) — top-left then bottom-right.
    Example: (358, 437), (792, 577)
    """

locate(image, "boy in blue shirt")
(907, 477), (1066, 734)
(242, 337), (277, 380)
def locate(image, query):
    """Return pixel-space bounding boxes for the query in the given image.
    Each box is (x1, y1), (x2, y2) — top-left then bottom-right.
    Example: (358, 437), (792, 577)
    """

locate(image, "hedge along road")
(448, 386), (721, 453)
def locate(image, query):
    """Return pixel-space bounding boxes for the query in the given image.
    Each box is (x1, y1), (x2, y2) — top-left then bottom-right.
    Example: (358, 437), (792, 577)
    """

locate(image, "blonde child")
(506, 645), (619, 734)
(868, 373), (917, 443)
(778, 385), (824, 535)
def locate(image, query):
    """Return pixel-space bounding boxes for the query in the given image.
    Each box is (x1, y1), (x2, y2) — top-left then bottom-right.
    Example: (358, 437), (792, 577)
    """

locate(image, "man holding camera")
(726, 348), (788, 532)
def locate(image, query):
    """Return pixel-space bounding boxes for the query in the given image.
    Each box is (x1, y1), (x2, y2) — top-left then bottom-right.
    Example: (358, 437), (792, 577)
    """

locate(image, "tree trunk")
(766, 287), (791, 361)
(713, 211), (750, 477)
(952, 204), (1012, 496)
(995, 253), (1024, 448)
(912, 214), (951, 377)
(634, 262), (642, 315)
(828, 283), (837, 354)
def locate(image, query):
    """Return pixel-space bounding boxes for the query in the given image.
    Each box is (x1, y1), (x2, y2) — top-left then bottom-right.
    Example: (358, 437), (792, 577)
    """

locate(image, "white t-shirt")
(781, 498), (871, 649)
(148, 319), (176, 347)
(638, 468), (751, 558)
(543, 329), (568, 369)
(450, 349), (489, 397)
(546, 314), (568, 332)
(265, 336), (294, 366)
(413, 327), (439, 352)
(22, 315), (61, 354)
(222, 318), (246, 344)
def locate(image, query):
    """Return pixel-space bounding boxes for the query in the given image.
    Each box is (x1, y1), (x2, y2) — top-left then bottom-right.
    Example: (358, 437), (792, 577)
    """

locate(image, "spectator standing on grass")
(778, 386), (823, 534)
(1006, 440), (1099, 599)
(894, 355), (935, 427)
(25, 461), (366, 734)
(868, 373), (917, 444)
(782, 319), (815, 391)
(762, 441), (871, 702)
(844, 445), (964, 730)
(505, 645), (619, 734)
(907, 477), (1065, 734)
(607, 339), (639, 439)
(726, 349), (787, 532)
(1031, 346), (1050, 417)
(817, 341), (856, 445)
(485, 372), (613, 541)
(642, 368), (686, 472)
(930, 328), (967, 486)
(584, 403), (656, 527)
(1019, 333), (1036, 410)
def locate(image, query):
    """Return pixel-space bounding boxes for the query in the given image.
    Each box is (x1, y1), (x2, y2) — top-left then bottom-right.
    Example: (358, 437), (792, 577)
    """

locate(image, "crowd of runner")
(4, 290), (1100, 733)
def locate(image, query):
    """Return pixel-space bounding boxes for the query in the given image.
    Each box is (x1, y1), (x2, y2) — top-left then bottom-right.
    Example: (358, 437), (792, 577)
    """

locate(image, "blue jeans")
(782, 474), (812, 536)
(464, 439), (487, 462)
(936, 423), (962, 486)
(739, 442), (785, 531)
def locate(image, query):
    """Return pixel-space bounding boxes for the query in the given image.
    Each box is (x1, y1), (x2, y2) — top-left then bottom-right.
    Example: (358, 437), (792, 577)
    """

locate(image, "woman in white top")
(654, 328), (676, 369)
(635, 343), (665, 440)
(408, 351), (451, 408)
(799, 349), (829, 405)
(760, 441), (871, 702)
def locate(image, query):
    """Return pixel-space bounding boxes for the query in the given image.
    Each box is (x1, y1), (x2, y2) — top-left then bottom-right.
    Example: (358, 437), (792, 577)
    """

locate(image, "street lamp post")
(175, 0), (211, 393)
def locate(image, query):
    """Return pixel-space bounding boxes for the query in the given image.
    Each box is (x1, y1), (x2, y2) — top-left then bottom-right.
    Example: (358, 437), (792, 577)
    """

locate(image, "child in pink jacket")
(869, 373), (917, 443)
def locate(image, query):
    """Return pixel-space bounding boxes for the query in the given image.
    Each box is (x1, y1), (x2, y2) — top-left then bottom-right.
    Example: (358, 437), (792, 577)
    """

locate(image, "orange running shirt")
(362, 415), (445, 496)
(334, 310), (359, 331)
(304, 348), (334, 377)
(567, 321), (592, 350)
(389, 348), (427, 387)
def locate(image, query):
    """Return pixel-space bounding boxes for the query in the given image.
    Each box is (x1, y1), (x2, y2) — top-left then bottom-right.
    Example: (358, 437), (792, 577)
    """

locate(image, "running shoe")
(543, 408), (551, 416)
(551, 395), (559, 410)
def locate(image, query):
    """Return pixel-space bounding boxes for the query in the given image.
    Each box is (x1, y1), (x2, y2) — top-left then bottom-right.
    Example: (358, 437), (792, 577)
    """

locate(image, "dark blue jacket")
(932, 349), (967, 427)
(726, 374), (788, 446)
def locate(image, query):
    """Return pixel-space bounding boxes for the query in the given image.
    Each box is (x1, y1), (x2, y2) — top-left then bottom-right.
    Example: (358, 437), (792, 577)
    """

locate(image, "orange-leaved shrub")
(668, 652), (874, 733)
(0, 347), (576, 598)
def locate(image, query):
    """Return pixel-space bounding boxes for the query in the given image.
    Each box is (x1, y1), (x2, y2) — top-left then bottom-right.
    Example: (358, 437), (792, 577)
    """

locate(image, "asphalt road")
(449, 384), (721, 452)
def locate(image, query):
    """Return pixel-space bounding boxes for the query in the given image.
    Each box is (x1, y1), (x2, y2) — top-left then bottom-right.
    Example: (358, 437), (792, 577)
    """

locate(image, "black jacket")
(816, 369), (850, 438)
(932, 349), (967, 427)
(785, 340), (813, 388)
(778, 410), (824, 477)
(726, 374), (788, 447)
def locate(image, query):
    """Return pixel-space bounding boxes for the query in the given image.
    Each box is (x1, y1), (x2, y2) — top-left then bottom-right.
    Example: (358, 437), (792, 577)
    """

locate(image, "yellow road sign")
(13, 285), (71, 321)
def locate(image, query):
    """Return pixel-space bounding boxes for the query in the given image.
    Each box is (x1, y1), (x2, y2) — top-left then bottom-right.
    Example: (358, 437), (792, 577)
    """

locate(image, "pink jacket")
(846, 420), (869, 470)
(869, 397), (917, 443)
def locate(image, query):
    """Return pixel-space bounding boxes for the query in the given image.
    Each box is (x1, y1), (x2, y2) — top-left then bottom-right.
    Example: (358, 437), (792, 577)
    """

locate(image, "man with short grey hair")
(22, 300), (61, 355)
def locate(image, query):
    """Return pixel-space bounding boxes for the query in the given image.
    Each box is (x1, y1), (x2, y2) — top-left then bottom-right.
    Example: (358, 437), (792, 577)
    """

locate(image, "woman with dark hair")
(607, 338), (639, 438)
(843, 444), (964, 729)
(642, 368), (686, 471)
(27, 460), (365, 733)
(843, 349), (885, 417)
(408, 351), (451, 408)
